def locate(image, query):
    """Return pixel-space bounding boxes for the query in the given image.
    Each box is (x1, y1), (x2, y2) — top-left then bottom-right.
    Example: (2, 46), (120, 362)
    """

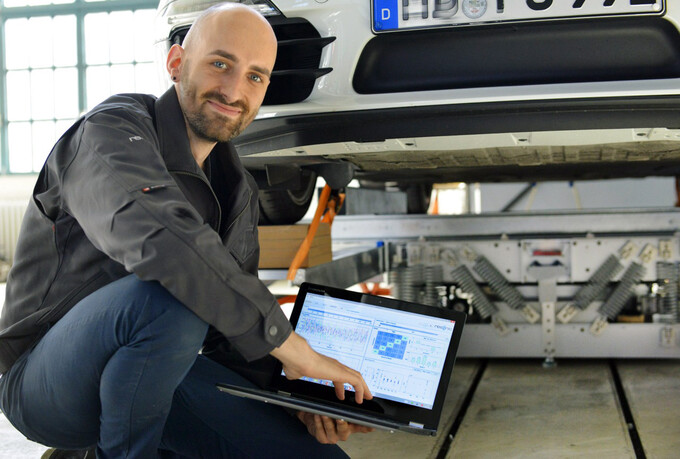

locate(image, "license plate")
(372, 0), (665, 33)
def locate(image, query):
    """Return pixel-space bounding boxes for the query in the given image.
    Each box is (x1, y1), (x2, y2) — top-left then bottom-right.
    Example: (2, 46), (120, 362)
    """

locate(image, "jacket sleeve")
(58, 106), (291, 361)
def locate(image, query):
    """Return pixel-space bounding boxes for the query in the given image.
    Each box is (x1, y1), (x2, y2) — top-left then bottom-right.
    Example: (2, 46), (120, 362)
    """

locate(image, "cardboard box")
(258, 223), (332, 269)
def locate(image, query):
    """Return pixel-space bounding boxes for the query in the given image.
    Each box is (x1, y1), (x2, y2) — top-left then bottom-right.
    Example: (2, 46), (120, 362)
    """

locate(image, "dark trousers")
(0, 275), (348, 458)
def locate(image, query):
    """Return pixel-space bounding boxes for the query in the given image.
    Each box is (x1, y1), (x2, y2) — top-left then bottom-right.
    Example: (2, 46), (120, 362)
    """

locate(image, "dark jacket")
(0, 88), (292, 374)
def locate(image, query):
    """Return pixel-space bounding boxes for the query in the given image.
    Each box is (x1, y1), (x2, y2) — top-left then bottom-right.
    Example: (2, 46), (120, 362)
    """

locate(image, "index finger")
(333, 377), (372, 404)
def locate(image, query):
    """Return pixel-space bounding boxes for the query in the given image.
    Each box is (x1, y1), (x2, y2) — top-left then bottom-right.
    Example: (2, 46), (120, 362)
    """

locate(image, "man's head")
(166, 3), (277, 144)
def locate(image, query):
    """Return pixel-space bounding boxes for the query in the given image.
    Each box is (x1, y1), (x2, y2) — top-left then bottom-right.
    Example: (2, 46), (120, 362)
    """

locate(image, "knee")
(113, 275), (209, 350)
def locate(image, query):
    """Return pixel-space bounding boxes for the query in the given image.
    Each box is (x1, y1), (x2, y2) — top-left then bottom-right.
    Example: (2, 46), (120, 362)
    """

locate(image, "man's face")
(175, 10), (276, 143)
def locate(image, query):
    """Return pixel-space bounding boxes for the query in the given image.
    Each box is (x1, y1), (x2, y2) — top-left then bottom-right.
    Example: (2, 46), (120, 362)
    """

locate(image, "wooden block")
(258, 223), (332, 269)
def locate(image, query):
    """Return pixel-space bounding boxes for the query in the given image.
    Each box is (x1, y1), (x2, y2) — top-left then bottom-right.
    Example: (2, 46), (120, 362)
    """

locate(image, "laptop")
(217, 282), (466, 435)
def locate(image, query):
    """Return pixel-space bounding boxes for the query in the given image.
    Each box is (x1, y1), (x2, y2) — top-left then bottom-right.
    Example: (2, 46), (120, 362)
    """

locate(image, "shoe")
(41, 447), (96, 459)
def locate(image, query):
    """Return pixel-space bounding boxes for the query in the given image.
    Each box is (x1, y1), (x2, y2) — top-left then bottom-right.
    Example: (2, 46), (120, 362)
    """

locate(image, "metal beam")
(331, 208), (680, 241)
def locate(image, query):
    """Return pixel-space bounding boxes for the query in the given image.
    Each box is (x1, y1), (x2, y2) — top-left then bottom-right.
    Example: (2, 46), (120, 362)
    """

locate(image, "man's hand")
(296, 412), (374, 444)
(270, 332), (373, 403)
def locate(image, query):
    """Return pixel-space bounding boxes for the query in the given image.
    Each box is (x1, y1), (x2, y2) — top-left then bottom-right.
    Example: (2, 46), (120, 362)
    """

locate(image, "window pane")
(110, 64), (135, 94)
(31, 69), (55, 120)
(53, 15), (78, 67)
(5, 0), (73, 5)
(4, 3), (162, 175)
(5, 18), (30, 70)
(85, 13), (110, 65)
(135, 63), (158, 95)
(134, 9), (156, 63)
(8, 122), (33, 173)
(32, 121), (56, 170)
(109, 11), (135, 63)
(28, 17), (54, 68)
(7, 71), (31, 121)
(54, 68), (79, 119)
(86, 66), (111, 110)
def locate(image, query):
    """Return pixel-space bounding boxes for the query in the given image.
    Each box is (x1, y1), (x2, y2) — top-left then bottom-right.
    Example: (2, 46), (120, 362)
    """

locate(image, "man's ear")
(166, 44), (183, 82)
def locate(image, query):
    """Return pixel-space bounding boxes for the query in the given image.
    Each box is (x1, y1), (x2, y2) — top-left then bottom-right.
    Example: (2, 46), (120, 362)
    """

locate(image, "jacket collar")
(154, 87), (211, 179)
(154, 87), (252, 230)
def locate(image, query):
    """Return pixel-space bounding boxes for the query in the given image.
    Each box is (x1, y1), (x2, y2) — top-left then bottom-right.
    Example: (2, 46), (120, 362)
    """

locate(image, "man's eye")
(213, 61), (227, 69)
(249, 74), (263, 83)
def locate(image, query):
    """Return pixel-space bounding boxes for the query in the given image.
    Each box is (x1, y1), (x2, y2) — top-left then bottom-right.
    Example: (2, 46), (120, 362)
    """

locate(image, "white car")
(155, 0), (680, 223)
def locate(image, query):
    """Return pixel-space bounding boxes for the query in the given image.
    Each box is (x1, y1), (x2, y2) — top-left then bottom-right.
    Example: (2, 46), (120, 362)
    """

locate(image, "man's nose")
(219, 71), (247, 103)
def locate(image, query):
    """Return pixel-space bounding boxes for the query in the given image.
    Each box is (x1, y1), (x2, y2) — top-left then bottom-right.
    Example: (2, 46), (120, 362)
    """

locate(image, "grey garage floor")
(2, 360), (679, 458)
(342, 359), (680, 459)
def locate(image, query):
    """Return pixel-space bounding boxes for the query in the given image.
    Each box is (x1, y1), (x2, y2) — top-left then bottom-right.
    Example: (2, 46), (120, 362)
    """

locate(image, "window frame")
(0, 0), (159, 174)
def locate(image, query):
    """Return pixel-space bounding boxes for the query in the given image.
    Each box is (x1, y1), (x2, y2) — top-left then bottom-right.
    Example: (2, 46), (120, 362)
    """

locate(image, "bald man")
(0, 4), (372, 458)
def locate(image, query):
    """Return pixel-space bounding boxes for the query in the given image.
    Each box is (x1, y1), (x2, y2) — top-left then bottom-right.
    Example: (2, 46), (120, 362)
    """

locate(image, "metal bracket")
(539, 284), (557, 360)
(557, 303), (579, 324)
(527, 263), (568, 361)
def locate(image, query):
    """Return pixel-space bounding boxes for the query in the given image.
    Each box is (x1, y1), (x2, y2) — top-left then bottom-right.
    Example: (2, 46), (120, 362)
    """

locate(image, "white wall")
(477, 178), (675, 213)
(0, 175), (37, 202)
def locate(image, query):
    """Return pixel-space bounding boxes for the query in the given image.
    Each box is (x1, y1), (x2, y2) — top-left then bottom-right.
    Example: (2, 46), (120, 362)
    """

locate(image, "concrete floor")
(2, 360), (679, 458)
(0, 413), (46, 459)
(343, 359), (680, 459)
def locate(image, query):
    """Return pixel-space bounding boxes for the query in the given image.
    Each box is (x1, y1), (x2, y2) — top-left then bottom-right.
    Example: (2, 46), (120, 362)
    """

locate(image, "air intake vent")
(169, 17), (334, 105)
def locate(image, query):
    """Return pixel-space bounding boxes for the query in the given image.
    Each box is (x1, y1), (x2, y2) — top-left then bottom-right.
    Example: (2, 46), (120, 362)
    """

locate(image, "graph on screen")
(295, 292), (455, 409)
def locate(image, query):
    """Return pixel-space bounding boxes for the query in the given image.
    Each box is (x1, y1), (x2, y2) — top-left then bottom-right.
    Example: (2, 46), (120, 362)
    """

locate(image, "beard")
(180, 76), (255, 143)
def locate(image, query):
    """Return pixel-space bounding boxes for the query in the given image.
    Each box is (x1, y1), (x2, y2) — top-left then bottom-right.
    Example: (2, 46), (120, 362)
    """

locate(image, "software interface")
(295, 292), (456, 410)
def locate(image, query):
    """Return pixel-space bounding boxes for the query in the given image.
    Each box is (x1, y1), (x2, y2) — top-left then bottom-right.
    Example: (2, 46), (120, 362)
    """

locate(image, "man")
(0, 4), (372, 457)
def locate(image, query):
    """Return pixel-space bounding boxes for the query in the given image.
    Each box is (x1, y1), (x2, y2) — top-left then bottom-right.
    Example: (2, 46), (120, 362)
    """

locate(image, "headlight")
(160, 0), (281, 28)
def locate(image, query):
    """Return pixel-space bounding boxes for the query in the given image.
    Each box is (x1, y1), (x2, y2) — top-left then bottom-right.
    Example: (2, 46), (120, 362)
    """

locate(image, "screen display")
(293, 292), (456, 410)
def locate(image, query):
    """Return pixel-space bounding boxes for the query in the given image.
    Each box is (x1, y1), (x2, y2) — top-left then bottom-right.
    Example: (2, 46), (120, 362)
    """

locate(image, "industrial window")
(0, 0), (160, 174)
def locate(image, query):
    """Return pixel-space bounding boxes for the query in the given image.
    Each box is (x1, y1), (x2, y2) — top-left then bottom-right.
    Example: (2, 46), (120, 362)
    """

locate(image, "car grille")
(353, 17), (680, 94)
(169, 16), (334, 105)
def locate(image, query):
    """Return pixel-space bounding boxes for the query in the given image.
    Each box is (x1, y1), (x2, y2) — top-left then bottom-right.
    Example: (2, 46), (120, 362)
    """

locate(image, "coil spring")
(573, 254), (624, 309)
(423, 265), (444, 307)
(389, 269), (403, 300)
(473, 256), (524, 310)
(390, 265), (424, 303)
(656, 261), (679, 323)
(598, 262), (645, 320)
(450, 264), (497, 319)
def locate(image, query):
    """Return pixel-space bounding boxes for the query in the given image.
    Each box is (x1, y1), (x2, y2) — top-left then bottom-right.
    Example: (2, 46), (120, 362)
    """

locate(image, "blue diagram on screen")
(373, 331), (407, 359)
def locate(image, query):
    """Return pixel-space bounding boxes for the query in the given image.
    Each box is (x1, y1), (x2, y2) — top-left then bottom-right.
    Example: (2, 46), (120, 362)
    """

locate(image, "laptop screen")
(293, 291), (457, 410)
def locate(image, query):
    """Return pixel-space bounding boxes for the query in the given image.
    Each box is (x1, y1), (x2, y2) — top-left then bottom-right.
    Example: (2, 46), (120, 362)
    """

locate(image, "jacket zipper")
(140, 184), (168, 193)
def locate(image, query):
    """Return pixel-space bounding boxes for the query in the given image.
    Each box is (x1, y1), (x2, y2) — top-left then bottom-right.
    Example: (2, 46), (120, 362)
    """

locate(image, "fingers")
(320, 415), (338, 443)
(333, 382), (346, 400)
(335, 418), (352, 441)
(306, 413), (338, 444)
(333, 367), (373, 404)
(297, 412), (371, 444)
(351, 424), (375, 434)
(273, 334), (375, 403)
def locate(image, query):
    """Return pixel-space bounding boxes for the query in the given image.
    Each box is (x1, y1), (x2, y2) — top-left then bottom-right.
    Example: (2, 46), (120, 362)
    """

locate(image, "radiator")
(0, 200), (28, 265)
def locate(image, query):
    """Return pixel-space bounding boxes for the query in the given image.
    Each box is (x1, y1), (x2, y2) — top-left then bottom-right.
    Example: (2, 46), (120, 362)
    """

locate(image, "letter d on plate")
(374, 0), (398, 31)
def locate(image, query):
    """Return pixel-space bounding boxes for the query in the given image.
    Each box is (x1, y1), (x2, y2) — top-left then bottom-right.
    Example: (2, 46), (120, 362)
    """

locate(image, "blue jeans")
(0, 275), (348, 458)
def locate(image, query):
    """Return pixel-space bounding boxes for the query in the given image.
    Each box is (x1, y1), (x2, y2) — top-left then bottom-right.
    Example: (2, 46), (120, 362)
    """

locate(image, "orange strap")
(276, 295), (298, 305)
(431, 189), (439, 215)
(359, 282), (391, 296)
(286, 185), (345, 282)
